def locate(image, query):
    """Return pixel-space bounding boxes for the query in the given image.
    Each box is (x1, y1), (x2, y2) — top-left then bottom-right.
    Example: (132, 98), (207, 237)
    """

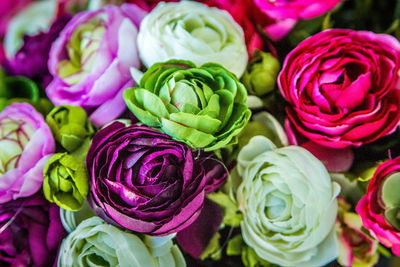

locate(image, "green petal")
(198, 94), (220, 119)
(43, 178), (54, 202)
(54, 192), (82, 211)
(214, 89), (234, 129)
(124, 88), (166, 127)
(161, 117), (216, 148)
(207, 105), (251, 151)
(59, 178), (73, 192)
(171, 81), (199, 107)
(169, 112), (221, 134)
(74, 164), (89, 196)
(177, 102), (201, 114)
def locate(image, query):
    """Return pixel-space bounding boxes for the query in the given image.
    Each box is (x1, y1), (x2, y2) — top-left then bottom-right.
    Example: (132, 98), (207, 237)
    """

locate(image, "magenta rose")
(356, 157), (400, 256)
(279, 29), (400, 148)
(0, 103), (55, 203)
(0, 193), (66, 266)
(254, 0), (343, 20)
(87, 122), (226, 236)
(46, 4), (146, 127)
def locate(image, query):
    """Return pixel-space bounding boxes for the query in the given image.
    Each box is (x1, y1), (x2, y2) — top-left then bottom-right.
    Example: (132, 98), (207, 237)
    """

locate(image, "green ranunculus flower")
(242, 51), (280, 96)
(43, 153), (89, 211)
(58, 217), (186, 267)
(46, 105), (95, 152)
(123, 60), (251, 151)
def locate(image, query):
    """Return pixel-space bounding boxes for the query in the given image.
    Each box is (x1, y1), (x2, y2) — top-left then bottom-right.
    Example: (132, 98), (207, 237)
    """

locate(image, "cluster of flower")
(1, 0), (400, 267)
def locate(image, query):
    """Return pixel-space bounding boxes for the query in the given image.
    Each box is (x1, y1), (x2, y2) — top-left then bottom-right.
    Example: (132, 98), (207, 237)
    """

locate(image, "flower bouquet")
(1, 0), (400, 266)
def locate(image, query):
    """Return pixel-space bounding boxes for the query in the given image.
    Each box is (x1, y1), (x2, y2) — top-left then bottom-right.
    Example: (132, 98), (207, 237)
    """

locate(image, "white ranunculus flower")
(137, 1), (248, 78)
(236, 136), (340, 267)
(58, 217), (186, 267)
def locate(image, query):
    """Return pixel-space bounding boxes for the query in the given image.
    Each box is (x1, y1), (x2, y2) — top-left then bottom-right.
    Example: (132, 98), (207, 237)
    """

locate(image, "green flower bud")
(124, 60), (251, 151)
(46, 105), (95, 152)
(242, 51), (280, 96)
(0, 68), (40, 111)
(43, 153), (89, 211)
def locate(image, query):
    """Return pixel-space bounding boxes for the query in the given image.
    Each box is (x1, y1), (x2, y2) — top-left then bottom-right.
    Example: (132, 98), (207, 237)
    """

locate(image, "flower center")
(264, 190), (292, 221)
(0, 118), (35, 174)
(57, 16), (106, 85)
(381, 173), (400, 230)
(172, 13), (227, 53)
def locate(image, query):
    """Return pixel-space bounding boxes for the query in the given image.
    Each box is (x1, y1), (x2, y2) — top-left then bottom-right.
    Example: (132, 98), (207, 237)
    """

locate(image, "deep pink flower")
(357, 157), (400, 256)
(254, 0), (343, 20)
(279, 29), (400, 148)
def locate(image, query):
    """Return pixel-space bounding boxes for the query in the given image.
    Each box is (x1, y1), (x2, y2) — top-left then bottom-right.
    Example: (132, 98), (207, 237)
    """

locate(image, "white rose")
(137, 1), (248, 78)
(237, 136), (340, 267)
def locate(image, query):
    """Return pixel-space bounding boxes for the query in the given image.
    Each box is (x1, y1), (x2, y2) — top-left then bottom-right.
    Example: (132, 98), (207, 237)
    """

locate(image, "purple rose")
(87, 122), (227, 236)
(0, 103), (55, 203)
(0, 193), (66, 266)
(46, 4), (146, 127)
(2, 14), (71, 87)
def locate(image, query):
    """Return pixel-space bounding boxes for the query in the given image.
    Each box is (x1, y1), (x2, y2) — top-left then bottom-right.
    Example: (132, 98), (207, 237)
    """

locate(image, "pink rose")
(46, 4), (146, 127)
(356, 157), (400, 256)
(254, 0), (343, 20)
(0, 103), (55, 203)
(279, 29), (400, 148)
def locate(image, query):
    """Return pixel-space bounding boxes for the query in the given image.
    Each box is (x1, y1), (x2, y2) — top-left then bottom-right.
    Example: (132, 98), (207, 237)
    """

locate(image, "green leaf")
(200, 233), (222, 260)
(207, 191), (243, 227)
(322, 12), (334, 30)
(226, 235), (243, 256)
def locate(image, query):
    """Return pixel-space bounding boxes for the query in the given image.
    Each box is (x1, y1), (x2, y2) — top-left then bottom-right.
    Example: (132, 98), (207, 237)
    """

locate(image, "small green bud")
(242, 51), (280, 96)
(43, 153), (89, 211)
(46, 105), (95, 152)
